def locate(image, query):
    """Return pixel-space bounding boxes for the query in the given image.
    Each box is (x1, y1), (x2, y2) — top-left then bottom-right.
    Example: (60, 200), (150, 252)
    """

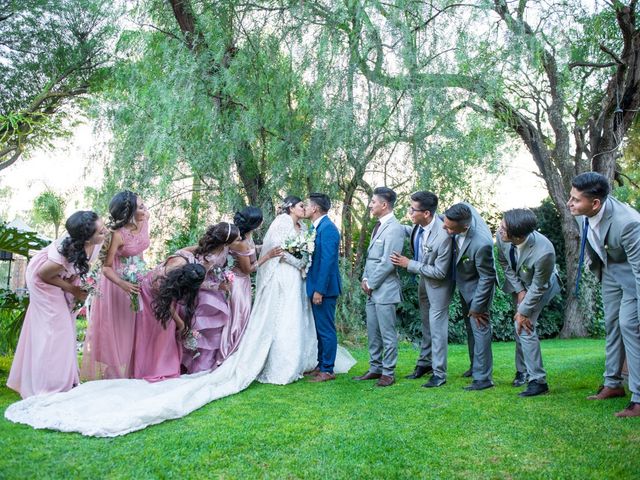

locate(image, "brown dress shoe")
(304, 368), (320, 377)
(615, 402), (640, 417)
(308, 372), (335, 383)
(352, 371), (382, 381)
(587, 385), (626, 400)
(375, 375), (395, 387)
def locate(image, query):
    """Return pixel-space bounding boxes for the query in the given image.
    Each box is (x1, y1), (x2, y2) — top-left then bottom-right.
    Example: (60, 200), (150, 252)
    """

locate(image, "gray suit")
(363, 215), (406, 376)
(453, 209), (496, 383)
(496, 231), (560, 383)
(405, 215), (453, 378)
(578, 197), (640, 403)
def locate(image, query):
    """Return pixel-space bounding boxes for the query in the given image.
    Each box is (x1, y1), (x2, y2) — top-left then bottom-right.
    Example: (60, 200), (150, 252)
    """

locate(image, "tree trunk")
(559, 211), (588, 337)
(188, 176), (201, 232)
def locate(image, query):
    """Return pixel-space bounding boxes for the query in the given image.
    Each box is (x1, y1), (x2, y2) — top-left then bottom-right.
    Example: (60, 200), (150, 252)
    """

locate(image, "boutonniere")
(604, 244), (609, 250)
(461, 255), (470, 263)
(521, 265), (529, 273)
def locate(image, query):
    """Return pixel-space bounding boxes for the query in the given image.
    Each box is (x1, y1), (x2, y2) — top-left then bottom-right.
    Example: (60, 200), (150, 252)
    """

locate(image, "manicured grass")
(0, 339), (637, 479)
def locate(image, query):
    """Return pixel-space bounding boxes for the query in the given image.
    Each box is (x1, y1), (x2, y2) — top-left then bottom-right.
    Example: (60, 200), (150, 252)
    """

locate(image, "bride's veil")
(255, 213), (294, 294)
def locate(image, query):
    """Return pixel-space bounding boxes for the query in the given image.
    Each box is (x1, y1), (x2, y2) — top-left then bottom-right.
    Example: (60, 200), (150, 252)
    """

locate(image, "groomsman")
(444, 203), (496, 390)
(496, 208), (560, 397)
(354, 187), (406, 387)
(390, 191), (453, 387)
(569, 172), (640, 417)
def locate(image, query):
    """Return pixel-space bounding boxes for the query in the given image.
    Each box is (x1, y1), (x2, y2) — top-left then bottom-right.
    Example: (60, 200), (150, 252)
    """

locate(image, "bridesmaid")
(224, 207), (281, 360)
(179, 222), (243, 374)
(7, 211), (107, 398)
(81, 191), (150, 380)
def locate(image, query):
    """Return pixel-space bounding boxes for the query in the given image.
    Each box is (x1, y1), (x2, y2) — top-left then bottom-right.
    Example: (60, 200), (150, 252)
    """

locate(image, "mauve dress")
(81, 219), (150, 380)
(181, 248), (232, 374)
(7, 240), (101, 399)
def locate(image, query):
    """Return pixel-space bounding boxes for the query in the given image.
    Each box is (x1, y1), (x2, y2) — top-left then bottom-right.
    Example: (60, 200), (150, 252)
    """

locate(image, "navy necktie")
(575, 217), (589, 295)
(414, 227), (424, 261)
(509, 243), (517, 271)
(451, 234), (458, 283)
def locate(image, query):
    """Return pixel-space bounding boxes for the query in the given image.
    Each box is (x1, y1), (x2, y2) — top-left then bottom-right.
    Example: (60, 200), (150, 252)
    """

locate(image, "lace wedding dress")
(4, 214), (355, 437)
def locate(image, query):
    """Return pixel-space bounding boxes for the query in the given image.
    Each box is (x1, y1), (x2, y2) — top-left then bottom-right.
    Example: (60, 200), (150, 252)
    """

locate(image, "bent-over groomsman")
(391, 191), (453, 388)
(569, 172), (640, 417)
(353, 187), (406, 387)
(444, 203), (496, 390)
(496, 208), (560, 397)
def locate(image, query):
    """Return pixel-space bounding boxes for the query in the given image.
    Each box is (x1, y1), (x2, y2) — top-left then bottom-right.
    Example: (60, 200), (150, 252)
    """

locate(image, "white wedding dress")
(4, 214), (355, 437)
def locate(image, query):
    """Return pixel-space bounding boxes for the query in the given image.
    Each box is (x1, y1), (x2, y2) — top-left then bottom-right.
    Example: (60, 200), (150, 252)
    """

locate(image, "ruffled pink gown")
(130, 258), (186, 382)
(7, 240), (101, 398)
(81, 219), (150, 380)
(223, 241), (255, 359)
(181, 248), (232, 374)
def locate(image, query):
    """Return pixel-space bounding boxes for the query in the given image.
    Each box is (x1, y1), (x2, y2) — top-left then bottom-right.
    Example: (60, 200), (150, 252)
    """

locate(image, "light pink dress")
(181, 248), (231, 374)
(223, 240), (255, 359)
(7, 240), (101, 399)
(81, 219), (150, 380)
(130, 260), (182, 382)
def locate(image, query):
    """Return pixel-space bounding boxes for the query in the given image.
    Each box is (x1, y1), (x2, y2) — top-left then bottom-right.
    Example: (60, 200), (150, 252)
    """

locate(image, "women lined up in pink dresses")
(81, 191), (150, 380)
(131, 262), (206, 381)
(226, 207), (282, 360)
(7, 211), (107, 398)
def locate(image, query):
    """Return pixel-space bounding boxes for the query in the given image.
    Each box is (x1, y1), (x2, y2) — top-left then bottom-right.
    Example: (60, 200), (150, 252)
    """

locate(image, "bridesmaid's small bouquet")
(182, 329), (201, 359)
(212, 266), (235, 291)
(119, 256), (149, 312)
(70, 268), (102, 314)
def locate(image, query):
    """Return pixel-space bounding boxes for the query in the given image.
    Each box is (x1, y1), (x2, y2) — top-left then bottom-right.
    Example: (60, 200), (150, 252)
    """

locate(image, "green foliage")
(1, 340), (637, 478)
(0, 289), (28, 355)
(0, 222), (50, 258)
(31, 190), (66, 238)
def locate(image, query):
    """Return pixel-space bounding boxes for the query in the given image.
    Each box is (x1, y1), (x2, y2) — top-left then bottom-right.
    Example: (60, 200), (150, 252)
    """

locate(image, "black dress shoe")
(405, 365), (433, 379)
(518, 380), (549, 397)
(512, 371), (528, 387)
(461, 368), (473, 378)
(422, 375), (446, 388)
(463, 380), (495, 391)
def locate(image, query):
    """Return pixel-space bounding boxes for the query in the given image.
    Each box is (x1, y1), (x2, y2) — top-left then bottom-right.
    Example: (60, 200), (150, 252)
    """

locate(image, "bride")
(5, 198), (355, 437)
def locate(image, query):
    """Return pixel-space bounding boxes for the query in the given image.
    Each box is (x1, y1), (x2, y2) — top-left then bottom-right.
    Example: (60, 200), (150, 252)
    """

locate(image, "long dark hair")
(194, 222), (240, 258)
(278, 195), (302, 215)
(152, 263), (206, 330)
(58, 211), (99, 276)
(108, 190), (138, 230)
(233, 206), (263, 239)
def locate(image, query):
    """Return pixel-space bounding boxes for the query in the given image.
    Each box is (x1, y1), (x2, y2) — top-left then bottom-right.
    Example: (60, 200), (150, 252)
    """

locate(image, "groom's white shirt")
(313, 214), (328, 229)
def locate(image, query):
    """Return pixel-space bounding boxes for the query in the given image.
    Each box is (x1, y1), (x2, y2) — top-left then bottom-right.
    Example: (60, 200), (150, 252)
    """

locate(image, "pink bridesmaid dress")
(181, 248), (232, 374)
(81, 219), (150, 379)
(7, 240), (101, 398)
(222, 241), (255, 360)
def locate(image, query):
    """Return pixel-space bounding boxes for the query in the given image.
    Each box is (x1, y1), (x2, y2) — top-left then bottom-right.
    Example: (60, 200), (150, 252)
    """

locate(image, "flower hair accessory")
(225, 223), (231, 242)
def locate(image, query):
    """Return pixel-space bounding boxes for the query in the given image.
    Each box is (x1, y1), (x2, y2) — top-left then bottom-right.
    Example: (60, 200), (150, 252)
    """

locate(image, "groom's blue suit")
(306, 215), (342, 373)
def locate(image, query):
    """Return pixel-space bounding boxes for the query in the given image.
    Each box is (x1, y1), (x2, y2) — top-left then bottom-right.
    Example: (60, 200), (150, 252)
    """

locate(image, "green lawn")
(0, 339), (638, 479)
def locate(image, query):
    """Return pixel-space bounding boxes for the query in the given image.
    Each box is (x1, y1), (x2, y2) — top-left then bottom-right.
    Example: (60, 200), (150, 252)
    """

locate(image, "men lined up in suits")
(569, 172), (640, 418)
(496, 209), (560, 397)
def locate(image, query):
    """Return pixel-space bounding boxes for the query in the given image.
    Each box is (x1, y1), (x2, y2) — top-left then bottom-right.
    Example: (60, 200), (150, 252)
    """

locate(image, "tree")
(32, 190), (66, 238)
(0, 0), (118, 171)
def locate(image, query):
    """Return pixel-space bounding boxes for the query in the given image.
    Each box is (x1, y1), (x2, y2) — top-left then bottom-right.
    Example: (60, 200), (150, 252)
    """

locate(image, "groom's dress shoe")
(375, 375), (395, 387)
(512, 371), (528, 387)
(304, 368), (320, 377)
(587, 385), (626, 400)
(461, 368), (473, 378)
(422, 375), (446, 388)
(308, 372), (335, 383)
(352, 372), (382, 381)
(463, 380), (494, 391)
(615, 402), (640, 418)
(518, 380), (549, 397)
(405, 365), (433, 379)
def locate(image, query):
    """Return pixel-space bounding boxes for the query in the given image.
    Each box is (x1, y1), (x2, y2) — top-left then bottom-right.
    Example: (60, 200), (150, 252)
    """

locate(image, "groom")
(305, 193), (342, 383)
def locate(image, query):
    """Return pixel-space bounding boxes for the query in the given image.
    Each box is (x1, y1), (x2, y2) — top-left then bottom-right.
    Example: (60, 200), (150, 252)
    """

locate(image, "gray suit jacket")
(577, 197), (640, 293)
(496, 231), (560, 318)
(454, 211), (496, 313)
(363, 215), (406, 304)
(406, 215), (453, 309)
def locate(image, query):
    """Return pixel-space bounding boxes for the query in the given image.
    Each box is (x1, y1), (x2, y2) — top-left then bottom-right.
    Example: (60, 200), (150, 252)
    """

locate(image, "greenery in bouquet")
(119, 256), (150, 312)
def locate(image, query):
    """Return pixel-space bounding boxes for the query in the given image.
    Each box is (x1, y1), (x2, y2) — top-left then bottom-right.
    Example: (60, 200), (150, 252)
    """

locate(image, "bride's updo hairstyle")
(233, 206), (263, 239)
(194, 222), (241, 258)
(58, 211), (100, 277)
(278, 195), (302, 215)
(108, 190), (138, 230)
(152, 263), (206, 329)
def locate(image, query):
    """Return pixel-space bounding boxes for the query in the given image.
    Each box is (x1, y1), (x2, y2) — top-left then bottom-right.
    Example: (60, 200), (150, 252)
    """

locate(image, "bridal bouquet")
(282, 230), (316, 275)
(119, 256), (149, 312)
(182, 329), (201, 359)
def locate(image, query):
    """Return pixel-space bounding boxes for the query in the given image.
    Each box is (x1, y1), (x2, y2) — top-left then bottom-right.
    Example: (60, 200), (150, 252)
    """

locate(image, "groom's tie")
(371, 221), (381, 240)
(451, 234), (458, 283)
(574, 217), (589, 295)
(413, 226), (424, 261)
(509, 243), (518, 271)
